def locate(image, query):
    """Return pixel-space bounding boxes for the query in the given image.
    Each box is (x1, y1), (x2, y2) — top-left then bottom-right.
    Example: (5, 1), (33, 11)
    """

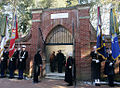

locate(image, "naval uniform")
(90, 51), (103, 85)
(0, 50), (9, 77)
(8, 50), (19, 78)
(18, 50), (28, 79)
(104, 54), (115, 87)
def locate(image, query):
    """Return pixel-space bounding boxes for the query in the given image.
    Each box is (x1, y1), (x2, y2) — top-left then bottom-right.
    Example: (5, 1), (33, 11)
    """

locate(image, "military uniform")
(18, 46), (28, 79)
(90, 51), (102, 86)
(8, 50), (19, 78)
(1, 50), (9, 77)
(104, 53), (115, 87)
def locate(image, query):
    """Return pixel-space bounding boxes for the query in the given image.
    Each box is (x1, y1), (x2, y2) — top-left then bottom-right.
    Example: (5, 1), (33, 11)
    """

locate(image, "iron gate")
(46, 25), (73, 45)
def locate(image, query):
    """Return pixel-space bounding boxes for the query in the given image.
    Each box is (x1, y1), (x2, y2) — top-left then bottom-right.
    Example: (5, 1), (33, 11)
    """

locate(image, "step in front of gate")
(45, 72), (65, 80)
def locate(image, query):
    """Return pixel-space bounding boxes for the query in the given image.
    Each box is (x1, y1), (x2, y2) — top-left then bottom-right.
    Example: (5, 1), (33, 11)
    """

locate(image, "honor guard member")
(90, 46), (102, 86)
(0, 46), (9, 78)
(33, 49), (42, 83)
(64, 52), (73, 86)
(104, 48), (115, 87)
(18, 45), (28, 79)
(8, 47), (19, 78)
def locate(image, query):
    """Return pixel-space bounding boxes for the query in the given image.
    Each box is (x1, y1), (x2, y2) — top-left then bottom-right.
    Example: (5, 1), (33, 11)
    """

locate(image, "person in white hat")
(18, 45), (28, 79)
(90, 46), (102, 86)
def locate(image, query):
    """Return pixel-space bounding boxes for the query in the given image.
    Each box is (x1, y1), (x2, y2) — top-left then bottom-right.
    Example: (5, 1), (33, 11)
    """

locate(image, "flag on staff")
(9, 13), (18, 58)
(96, 7), (107, 59)
(110, 8), (120, 60)
(0, 16), (10, 57)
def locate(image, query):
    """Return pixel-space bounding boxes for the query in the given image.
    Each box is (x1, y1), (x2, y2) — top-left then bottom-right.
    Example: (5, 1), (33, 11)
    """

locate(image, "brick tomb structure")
(21, 4), (94, 80)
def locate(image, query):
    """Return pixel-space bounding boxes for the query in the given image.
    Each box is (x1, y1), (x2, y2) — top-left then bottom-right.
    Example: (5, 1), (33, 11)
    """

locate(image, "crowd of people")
(50, 50), (74, 86)
(0, 45), (28, 79)
(90, 46), (115, 87)
(49, 50), (65, 73)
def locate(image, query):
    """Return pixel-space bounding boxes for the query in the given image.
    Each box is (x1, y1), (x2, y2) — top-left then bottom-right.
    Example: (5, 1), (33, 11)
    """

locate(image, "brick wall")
(28, 4), (92, 80)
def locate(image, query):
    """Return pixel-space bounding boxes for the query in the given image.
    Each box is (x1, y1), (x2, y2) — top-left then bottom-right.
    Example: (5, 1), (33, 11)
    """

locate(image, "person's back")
(56, 50), (65, 73)
(33, 50), (42, 83)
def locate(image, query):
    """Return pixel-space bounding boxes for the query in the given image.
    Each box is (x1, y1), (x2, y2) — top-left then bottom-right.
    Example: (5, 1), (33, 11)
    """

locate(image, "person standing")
(50, 51), (56, 72)
(18, 45), (28, 79)
(0, 46), (9, 78)
(56, 50), (65, 73)
(33, 49), (43, 83)
(104, 49), (115, 87)
(90, 46), (102, 86)
(8, 47), (19, 78)
(64, 52), (73, 86)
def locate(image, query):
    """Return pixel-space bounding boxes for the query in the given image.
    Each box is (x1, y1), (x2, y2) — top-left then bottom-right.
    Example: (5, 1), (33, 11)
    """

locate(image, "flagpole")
(72, 20), (76, 88)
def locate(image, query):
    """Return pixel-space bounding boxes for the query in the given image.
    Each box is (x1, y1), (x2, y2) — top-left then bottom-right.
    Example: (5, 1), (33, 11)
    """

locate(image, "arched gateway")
(45, 25), (73, 73)
(26, 4), (93, 80)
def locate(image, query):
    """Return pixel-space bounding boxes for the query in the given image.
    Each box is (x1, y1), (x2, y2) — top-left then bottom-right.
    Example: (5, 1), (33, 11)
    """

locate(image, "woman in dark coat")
(64, 52), (73, 86)
(33, 49), (43, 83)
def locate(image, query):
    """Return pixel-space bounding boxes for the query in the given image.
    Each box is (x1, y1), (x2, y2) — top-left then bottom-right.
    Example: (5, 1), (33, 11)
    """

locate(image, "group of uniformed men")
(0, 45), (28, 79)
(91, 46), (115, 87)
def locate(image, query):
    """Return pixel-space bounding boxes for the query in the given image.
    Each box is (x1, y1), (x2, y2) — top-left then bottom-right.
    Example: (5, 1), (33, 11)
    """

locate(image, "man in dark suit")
(33, 49), (43, 83)
(56, 50), (65, 73)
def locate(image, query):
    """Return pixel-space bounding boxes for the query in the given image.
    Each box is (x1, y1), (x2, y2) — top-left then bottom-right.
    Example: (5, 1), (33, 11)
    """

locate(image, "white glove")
(20, 59), (22, 62)
(10, 58), (13, 61)
(1, 57), (4, 61)
(22, 56), (24, 59)
(69, 66), (72, 69)
(96, 60), (99, 63)
(109, 62), (113, 66)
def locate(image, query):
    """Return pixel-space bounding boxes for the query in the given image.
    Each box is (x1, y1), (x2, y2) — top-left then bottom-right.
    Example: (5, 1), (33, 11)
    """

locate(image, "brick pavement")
(0, 78), (119, 88)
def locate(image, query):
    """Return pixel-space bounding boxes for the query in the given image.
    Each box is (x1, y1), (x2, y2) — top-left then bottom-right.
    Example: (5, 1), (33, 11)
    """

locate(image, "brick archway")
(30, 4), (92, 80)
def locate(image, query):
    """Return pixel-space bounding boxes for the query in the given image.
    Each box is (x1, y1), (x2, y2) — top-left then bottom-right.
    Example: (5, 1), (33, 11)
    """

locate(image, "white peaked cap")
(68, 52), (73, 56)
(22, 45), (26, 48)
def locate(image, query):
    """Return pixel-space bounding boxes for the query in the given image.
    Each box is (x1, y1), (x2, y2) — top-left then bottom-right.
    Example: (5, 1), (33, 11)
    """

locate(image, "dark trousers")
(33, 73), (38, 83)
(18, 70), (23, 79)
(9, 70), (14, 78)
(58, 64), (63, 73)
(1, 68), (5, 77)
(108, 75), (114, 86)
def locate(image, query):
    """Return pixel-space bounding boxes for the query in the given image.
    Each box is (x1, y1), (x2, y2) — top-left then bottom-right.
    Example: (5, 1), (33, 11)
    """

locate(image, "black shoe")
(95, 83), (100, 86)
(18, 77), (23, 80)
(109, 84), (114, 87)
(9, 77), (14, 79)
(0, 76), (5, 78)
(67, 83), (73, 86)
(33, 81), (38, 83)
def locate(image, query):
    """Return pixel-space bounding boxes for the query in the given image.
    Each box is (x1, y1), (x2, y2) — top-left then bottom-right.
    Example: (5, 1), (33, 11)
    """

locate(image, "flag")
(0, 16), (7, 37)
(0, 16), (10, 57)
(110, 8), (120, 60)
(96, 7), (107, 59)
(9, 13), (18, 58)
